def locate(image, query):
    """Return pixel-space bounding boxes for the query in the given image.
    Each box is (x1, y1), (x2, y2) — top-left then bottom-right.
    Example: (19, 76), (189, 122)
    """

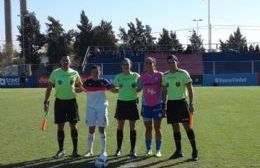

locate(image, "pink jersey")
(139, 71), (163, 106)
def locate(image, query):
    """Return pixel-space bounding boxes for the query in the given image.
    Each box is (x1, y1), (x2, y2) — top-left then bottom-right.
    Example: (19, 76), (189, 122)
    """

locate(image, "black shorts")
(166, 99), (190, 124)
(115, 100), (139, 121)
(54, 98), (79, 124)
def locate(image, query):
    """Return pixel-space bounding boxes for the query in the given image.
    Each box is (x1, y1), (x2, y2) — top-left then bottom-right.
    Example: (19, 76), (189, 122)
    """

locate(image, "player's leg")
(129, 120), (137, 158)
(144, 120), (153, 156)
(181, 100), (198, 161)
(85, 126), (95, 157)
(142, 105), (153, 155)
(169, 123), (184, 159)
(97, 106), (108, 156)
(98, 127), (106, 156)
(54, 99), (66, 158)
(154, 119), (162, 157)
(54, 123), (66, 158)
(67, 99), (80, 157)
(115, 120), (125, 156)
(183, 123), (199, 161)
(152, 104), (163, 157)
(69, 123), (80, 157)
(85, 106), (97, 156)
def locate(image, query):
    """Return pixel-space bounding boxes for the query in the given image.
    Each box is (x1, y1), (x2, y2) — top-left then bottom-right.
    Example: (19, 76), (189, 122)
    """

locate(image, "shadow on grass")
(1, 155), (195, 168)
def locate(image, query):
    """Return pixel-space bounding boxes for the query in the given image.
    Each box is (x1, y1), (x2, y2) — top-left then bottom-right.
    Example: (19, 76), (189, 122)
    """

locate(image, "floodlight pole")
(208, 0), (212, 52)
(193, 19), (203, 35)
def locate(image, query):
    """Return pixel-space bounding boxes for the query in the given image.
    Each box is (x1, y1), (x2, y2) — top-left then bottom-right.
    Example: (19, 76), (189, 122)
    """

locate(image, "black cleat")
(129, 150), (137, 160)
(53, 150), (65, 159)
(192, 150), (199, 161)
(169, 151), (184, 160)
(71, 151), (80, 158)
(115, 149), (121, 157)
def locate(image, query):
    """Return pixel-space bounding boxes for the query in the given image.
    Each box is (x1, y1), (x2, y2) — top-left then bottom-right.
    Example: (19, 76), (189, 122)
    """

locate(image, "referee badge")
(166, 83), (169, 88)
(176, 81), (181, 87)
(131, 83), (136, 88)
(58, 80), (62, 85)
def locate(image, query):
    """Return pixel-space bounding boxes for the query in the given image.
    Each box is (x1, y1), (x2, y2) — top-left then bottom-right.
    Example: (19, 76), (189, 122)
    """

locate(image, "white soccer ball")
(95, 154), (108, 168)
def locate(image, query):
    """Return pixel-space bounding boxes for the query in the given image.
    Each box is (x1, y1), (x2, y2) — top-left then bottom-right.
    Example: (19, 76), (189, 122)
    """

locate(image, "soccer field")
(0, 87), (259, 168)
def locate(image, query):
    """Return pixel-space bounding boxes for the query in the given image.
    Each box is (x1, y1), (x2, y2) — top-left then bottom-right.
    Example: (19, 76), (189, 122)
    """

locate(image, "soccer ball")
(95, 154), (108, 168)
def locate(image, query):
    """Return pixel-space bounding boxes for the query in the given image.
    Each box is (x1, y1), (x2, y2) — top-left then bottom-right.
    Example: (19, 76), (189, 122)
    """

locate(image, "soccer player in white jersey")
(76, 65), (112, 157)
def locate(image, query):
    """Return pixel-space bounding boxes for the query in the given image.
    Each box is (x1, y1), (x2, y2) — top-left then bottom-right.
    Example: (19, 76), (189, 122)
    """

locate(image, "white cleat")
(84, 151), (93, 157)
(101, 152), (107, 157)
(155, 151), (162, 157)
(146, 150), (153, 156)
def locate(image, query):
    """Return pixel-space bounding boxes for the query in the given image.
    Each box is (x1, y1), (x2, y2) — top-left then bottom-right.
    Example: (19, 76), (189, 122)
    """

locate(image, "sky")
(1, 0), (260, 50)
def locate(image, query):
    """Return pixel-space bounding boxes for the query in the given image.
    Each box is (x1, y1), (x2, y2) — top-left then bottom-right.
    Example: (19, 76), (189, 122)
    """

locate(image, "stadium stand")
(144, 52), (204, 75)
(203, 53), (260, 74)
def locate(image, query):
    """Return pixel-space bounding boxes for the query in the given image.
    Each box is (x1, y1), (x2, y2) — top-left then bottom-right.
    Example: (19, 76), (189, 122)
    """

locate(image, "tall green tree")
(248, 44), (254, 53)
(46, 16), (71, 64)
(17, 12), (46, 64)
(255, 44), (260, 54)
(74, 11), (93, 60)
(92, 20), (117, 46)
(170, 31), (183, 52)
(157, 28), (183, 52)
(119, 18), (155, 51)
(219, 27), (247, 53)
(188, 30), (204, 52)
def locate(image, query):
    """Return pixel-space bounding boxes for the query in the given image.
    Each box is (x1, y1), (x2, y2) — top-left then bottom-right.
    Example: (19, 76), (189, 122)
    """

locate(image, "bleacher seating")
(203, 53), (260, 74)
(84, 52), (145, 75)
(84, 50), (260, 75)
(144, 53), (204, 75)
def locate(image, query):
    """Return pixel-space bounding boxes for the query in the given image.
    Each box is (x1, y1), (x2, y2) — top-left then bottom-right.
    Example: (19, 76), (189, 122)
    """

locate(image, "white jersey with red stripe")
(83, 78), (111, 108)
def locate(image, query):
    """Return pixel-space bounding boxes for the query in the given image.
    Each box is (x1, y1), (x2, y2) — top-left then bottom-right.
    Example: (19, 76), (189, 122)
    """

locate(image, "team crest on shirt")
(131, 83), (136, 88)
(70, 80), (73, 85)
(58, 80), (62, 85)
(147, 88), (156, 95)
(176, 81), (181, 87)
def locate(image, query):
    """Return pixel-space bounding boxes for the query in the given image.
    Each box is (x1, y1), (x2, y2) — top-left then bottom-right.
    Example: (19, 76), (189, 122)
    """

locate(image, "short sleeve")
(113, 75), (119, 87)
(49, 71), (55, 85)
(183, 71), (192, 84)
(75, 72), (82, 85)
(162, 75), (167, 87)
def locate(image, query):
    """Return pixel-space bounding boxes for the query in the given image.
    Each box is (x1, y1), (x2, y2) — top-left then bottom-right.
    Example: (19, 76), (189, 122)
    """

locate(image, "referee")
(162, 55), (198, 161)
(112, 58), (140, 159)
(44, 56), (82, 158)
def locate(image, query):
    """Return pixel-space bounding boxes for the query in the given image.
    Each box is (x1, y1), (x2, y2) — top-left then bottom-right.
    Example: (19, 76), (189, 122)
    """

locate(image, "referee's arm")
(162, 86), (168, 105)
(44, 82), (54, 112)
(186, 82), (194, 113)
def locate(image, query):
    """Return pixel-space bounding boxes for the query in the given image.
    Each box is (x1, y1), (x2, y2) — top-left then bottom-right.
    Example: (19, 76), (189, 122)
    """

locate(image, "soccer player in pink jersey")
(137, 57), (164, 157)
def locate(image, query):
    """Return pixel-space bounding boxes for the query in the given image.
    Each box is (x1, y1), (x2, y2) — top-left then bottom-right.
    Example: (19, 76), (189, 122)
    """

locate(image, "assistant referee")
(44, 56), (82, 158)
(162, 55), (198, 161)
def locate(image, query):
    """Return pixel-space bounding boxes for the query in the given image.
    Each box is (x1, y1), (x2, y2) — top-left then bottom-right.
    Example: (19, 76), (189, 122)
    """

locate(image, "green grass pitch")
(0, 87), (260, 168)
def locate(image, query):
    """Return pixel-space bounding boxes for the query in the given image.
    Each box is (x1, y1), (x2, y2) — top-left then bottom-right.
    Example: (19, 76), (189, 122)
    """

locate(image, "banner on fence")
(0, 76), (20, 87)
(203, 73), (257, 86)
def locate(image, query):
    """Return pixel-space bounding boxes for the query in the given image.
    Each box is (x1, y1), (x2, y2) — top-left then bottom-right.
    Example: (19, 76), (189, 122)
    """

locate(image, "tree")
(188, 30), (204, 52)
(17, 12), (46, 64)
(157, 28), (183, 52)
(219, 27), (247, 53)
(248, 44), (254, 53)
(74, 11), (93, 60)
(170, 31), (183, 52)
(92, 20), (117, 46)
(118, 18), (155, 51)
(46, 16), (71, 64)
(255, 44), (260, 54)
